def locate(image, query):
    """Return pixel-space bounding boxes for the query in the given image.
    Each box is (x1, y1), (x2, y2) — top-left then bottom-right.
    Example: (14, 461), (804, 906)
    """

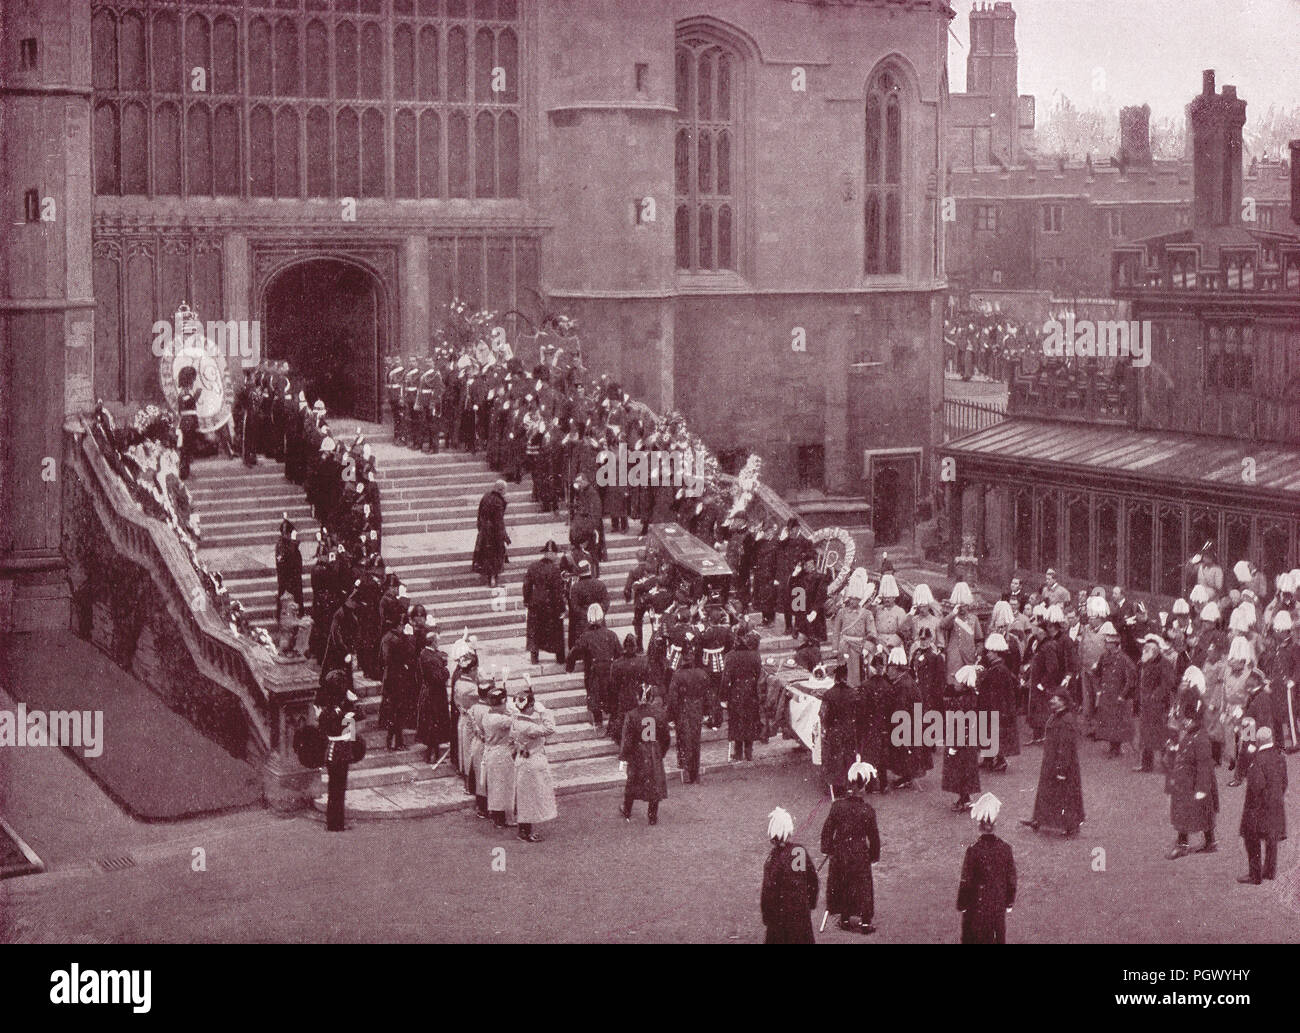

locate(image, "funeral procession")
(3, 0), (1300, 978)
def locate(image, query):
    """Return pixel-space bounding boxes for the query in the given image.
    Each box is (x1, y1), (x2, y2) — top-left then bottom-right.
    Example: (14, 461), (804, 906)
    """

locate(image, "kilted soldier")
(1135, 633), (1178, 772)
(1165, 708), (1219, 858)
(275, 516), (303, 618)
(511, 681), (557, 843)
(481, 685), (517, 829)
(523, 540), (566, 665)
(385, 357), (406, 443)
(723, 630), (763, 761)
(1238, 726), (1287, 883)
(943, 665), (983, 812)
(403, 359), (423, 452)
(820, 758), (882, 934)
(415, 621), (451, 765)
(418, 360), (443, 453)
(699, 609), (734, 728)
(566, 603), (621, 731)
(619, 682), (671, 824)
(957, 793), (1017, 944)
(667, 646), (709, 783)
(761, 807), (819, 944)
(379, 621), (417, 752)
(979, 634), (1019, 773)
(1022, 687), (1085, 837)
(1094, 622), (1138, 758)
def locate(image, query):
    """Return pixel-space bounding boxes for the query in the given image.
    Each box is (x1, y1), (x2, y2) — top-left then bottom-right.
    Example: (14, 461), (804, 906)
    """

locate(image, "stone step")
(200, 497), (547, 534)
(200, 509), (561, 548)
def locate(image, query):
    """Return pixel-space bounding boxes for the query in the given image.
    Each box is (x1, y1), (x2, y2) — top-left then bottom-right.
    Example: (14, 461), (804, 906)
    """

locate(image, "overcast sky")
(948, 0), (1300, 121)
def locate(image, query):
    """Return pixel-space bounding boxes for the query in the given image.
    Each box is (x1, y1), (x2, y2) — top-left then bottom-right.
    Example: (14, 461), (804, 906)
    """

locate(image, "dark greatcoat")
(752, 537), (779, 616)
(567, 576), (610, 651)
(1138, 654), (1178, 755)
(378, 630), (417, 731)
(857, 674), (894, 779)
(320, 604), (359, 689)
(978, 656), (1021, 757)
(942, 685), (982, 796)
(761, 841), (820, 944)
(1032, 709), (1085, 831)
(1095, 648), (1138, 744)
(566, 625), (622, 716)
(470, 487), (509, 577)
(1028, 633), (1067, 731)
(619, 700), (670, 802)
(722, 646), (763, 743)
(957, 832), (1017, 944)
(1166, 725), (1218, 834)
(415, 645), (451, 749)
(609, 653), (649, 744)
(667, 666), (710, 775)
(820, 795), (881, 921)
(887, 668), (927, 776)
(523, 558), (566, 659)
(819, 678), (858, 789)
(275, 536), (303, 612)
(1239, 745), (1288, 841)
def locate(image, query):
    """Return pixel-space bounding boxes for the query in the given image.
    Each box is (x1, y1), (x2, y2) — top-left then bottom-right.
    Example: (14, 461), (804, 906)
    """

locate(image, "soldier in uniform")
(481, 685), (517, 829)
(957, 793), (1017, 944)
(318, 676), (362, 833)
(761, 807), (820, 944)
(1165, 707), (1219, 858)
(418, 359), (443, 453)
(511, 681), (558, 842)
(1094, 622), (1138, 758)
(699, 602), (734, 728)
(619, 681), (671, 825)
(385, 357), (406, 444)
(820, 758), (882, 934)
(566, 603), (621, 732)
(566, 559), (609, 651)
(667, 643), (709, 783)
(176, 365), (201, 480)
(403, 358), (423, 452)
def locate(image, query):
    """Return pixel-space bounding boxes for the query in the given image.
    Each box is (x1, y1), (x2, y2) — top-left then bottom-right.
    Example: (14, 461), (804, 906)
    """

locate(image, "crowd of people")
(945, 311), (1044, 381)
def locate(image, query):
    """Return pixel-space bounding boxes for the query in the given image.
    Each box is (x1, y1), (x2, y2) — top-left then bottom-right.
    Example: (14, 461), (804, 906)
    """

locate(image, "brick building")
(940, 70), (1300, 601)
(1, 0), (955, 629)
(945, 1), (1291, 315)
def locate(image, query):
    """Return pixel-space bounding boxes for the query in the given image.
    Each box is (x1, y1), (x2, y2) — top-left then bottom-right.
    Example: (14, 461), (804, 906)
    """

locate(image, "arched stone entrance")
(261, 258), (387, 422)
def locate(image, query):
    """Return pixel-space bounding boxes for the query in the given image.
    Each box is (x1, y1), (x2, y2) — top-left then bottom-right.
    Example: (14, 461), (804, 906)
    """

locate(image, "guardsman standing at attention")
(820, 758), (882, 935)
(386, 357), (406, 444)
(404, 358), (424, 453)
(419, 359), (443, 454)
(761, 807), (819, 944)
(957, 792), (1016, 943)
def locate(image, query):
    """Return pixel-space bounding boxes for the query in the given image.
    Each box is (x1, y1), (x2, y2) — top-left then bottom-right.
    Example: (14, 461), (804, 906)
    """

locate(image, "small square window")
(19, 38), (37, 71)
(1042, 204), (1064, 233)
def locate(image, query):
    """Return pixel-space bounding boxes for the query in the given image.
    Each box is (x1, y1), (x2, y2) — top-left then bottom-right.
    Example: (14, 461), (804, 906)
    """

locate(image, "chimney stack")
(1119, 104), (1152, 170)
(1186, 69), (1247, 228)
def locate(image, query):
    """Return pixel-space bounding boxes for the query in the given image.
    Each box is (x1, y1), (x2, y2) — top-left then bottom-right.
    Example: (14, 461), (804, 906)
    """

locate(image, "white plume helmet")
(1227, 635), (1254, 664)
(1273, 610), (1294, 632)
(847, 755), (877, 786)
(1233, 559), (1252, 583)
(1046, 604), (1067, 624)
(767, 806), (794, 843)
(1181, 665), (1207, 694)
(887, 646), (908, 666)
(970, 792), (1002, 825)
(1229, 602), (1257, 633)
(878, 573), (899, 599)
(1171, 598), (1190, 615)
(955, 664), (979, 687)
(1086, 595), (1111, 619)
(1200, 601), (1221, 622)
(846, 567), (872, 601)
(949, 581), (974, 607)
(1097, 621), (1118, 637)
(984, 632), (1009, 652)
(911, 583), (935, 607)
(990, 600), (1014, 628)
(1032, 602), (1050, 621)
(587, 603), (605, 625)
(1189, 584), (1212, 605)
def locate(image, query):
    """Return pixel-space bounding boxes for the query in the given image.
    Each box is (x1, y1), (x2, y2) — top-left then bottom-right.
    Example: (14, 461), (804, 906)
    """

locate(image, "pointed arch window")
(675, 31), (743, 272)
(865, 68), (904, 275)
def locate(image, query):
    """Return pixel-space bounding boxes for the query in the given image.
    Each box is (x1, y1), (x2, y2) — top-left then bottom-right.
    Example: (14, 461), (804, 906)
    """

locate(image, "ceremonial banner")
(787, 687), (822, 767)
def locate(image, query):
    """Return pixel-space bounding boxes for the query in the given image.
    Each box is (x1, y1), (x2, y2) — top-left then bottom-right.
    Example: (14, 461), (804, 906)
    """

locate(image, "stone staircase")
(191, 430), (805, 821)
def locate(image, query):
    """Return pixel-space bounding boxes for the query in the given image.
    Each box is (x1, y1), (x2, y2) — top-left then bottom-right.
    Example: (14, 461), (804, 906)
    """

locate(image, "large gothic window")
(90, 1), (522, 200)
(675, 31), (742, 273)
(865, 68), (904, 275)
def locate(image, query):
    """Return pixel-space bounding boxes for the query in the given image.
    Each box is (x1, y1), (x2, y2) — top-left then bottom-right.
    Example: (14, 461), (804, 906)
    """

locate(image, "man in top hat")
(1135, 632), (1178, 773)
(471, 479), (510, 587)
(1022, 686), (1084, 837)
(523, 540), (566, 666)
(957, 793), (1016, 944)
(761, 807), (820, 944)
(820, 757), (882, 934)
(1238, 726), (1287, 884)
(1094, 621), (1138, 758)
